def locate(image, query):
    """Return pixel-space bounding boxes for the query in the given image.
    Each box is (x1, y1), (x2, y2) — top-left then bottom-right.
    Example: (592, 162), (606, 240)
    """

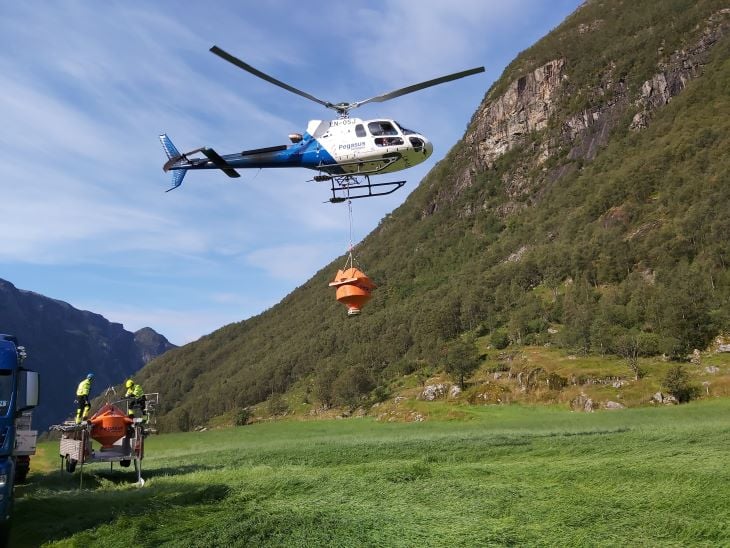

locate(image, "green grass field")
(12, 400), (730, 547)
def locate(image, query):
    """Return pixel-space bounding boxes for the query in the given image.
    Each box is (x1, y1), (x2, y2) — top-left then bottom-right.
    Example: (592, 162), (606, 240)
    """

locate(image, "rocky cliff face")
(631, 8), (730, 130)
(448, 8), (730, 216)
(0, 278), (176, 430)
(470, 58), (566, 169)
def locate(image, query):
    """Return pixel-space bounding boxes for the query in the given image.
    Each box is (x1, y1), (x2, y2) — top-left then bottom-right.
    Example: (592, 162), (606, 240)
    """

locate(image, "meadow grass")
(11, 400), (730, 547)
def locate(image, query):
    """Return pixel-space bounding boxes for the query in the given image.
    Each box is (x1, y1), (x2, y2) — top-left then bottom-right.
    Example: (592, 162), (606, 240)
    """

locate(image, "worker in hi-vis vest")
(75, 373), (94, 424)
(125, 378), (147, 421)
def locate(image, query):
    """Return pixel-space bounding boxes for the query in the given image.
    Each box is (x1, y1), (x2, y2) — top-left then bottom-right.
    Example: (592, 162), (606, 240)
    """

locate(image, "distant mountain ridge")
(0, 278), (176, 430)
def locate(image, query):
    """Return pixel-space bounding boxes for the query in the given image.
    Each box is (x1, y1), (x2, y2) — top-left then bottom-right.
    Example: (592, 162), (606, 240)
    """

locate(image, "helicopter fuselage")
(165, 117), (432, 179)
(161, 46), (483, 198)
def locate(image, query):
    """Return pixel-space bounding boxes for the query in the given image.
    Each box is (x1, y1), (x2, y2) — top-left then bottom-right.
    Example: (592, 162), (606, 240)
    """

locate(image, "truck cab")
(0, 335), (40, 540)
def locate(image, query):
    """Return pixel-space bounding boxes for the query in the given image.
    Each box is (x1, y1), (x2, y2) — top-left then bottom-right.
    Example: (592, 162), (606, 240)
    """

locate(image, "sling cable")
(329, 190), (376, 315)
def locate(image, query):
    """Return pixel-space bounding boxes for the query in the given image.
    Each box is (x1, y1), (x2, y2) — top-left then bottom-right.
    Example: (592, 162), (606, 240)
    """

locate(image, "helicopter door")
(369, 121), (403, 148)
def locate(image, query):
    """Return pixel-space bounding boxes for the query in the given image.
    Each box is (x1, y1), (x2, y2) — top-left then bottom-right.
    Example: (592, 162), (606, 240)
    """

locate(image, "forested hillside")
(138, 0), (730, 431)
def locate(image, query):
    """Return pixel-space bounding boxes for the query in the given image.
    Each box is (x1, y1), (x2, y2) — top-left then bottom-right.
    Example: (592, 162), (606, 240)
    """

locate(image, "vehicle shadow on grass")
(85, 462), (224, 486)
(17, 462), (221, 493)
(10, 475), (232, 547)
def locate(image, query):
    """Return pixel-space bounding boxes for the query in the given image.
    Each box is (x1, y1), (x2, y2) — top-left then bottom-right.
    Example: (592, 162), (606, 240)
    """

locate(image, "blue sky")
(0, 1), (582, 345)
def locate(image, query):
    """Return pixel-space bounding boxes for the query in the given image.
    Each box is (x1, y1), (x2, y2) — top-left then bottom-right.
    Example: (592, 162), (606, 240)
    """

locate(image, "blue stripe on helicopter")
(218, 133), (342, 173)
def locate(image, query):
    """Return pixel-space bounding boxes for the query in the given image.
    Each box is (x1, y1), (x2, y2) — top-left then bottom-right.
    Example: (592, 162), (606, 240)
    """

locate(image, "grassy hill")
(13, 400), (730, 546)
(136, 0), (730, 431)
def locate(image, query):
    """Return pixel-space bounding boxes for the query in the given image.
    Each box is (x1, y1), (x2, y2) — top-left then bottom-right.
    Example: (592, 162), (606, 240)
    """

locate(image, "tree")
(648, 263), (716, 358)
(559, 278), (597, 354)
(614, 331), (653, 380)
(490, 329), (510, 350)
(662, 365), (700, 403)
(312, 360), (340, 408)
(331, 365), (375, 408)
(443, 337), (481, 389)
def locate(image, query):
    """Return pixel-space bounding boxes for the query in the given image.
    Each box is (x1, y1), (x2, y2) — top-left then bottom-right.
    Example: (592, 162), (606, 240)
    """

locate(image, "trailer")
(53, 393), (159, 486)
(13, 411), (38, 483)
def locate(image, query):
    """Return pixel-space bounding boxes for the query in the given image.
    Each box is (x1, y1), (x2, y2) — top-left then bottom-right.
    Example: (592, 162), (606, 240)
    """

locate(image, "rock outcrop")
(432, 8), (730, 218)
(631, 9), (730, 130)
(470, 58), (566, 169)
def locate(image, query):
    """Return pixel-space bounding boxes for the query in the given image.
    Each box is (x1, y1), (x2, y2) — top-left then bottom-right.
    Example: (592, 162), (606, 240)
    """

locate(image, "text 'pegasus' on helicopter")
(160, 46), (485, 203)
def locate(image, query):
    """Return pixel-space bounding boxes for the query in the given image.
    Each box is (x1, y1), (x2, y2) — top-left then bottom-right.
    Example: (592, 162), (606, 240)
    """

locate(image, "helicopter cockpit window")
(394, 122), (415, 135)
(375, 136), (404, 147)
(409, 137), (425, 151)
(355, 124), (366, 138)
(368, 121), (399, 136)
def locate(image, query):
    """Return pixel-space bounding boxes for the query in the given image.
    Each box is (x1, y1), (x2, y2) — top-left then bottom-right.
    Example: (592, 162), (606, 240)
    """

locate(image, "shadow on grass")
(17, 462), (221, 494)
(10, 476), (232, 547)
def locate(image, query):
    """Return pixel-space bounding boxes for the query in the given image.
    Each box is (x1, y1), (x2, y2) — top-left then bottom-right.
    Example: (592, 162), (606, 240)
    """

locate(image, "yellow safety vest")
(126, 384), (144, 398)
(76, 378), (91, 397)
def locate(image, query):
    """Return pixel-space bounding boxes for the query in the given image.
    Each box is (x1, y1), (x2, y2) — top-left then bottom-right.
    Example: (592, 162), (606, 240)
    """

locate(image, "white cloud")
(245, 243), (338, 283)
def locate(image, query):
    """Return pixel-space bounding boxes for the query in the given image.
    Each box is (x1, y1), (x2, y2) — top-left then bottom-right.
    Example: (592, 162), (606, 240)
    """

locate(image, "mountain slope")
(0, 279), (176, 430)
(138, 0), (730, 431)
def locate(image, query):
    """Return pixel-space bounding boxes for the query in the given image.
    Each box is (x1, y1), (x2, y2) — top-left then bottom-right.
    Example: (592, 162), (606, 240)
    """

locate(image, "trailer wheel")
(15, 456), (30, 483)
(119, 459), (131, 468)
(64, 455), (77, 473)
(0, 519), (11, 548)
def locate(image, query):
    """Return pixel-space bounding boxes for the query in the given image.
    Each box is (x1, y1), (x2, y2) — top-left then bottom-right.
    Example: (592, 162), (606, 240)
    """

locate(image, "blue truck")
(0, 334), (40, 543)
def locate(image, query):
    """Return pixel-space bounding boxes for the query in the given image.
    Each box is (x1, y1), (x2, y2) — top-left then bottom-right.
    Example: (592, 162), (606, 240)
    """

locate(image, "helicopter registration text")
(329, 119), (357, 127)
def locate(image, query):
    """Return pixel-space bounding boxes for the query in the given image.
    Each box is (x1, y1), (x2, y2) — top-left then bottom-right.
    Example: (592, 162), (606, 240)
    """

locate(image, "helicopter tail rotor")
(165, 167), (188, 192)
(159, 134), (189, 191)
(160, 133), (181, 162)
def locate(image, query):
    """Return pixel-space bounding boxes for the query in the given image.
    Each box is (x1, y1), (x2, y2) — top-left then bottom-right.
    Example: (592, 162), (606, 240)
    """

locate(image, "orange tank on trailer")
(88, 403), (134, 449)
(329, 267), (376, 315)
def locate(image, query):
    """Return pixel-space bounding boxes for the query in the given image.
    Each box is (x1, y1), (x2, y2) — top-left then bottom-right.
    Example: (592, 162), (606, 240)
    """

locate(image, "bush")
(266, 394), (289, 416)
(332, 366), (375, 407)
(547, 372), (568, 390)
(491, 329), (510, 350)
(661, 365), (700, 403)
(370, 385), (390, 404)
(235, 407), (253, 426)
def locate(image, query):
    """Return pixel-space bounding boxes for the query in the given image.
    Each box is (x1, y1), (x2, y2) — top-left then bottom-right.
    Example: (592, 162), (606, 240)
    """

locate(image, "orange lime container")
(88, 403), (134, 449)
(329, 267), (376, 315)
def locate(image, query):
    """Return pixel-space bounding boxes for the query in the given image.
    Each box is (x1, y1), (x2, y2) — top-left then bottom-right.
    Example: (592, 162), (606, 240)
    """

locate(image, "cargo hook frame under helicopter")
(160, 46), (485, 203)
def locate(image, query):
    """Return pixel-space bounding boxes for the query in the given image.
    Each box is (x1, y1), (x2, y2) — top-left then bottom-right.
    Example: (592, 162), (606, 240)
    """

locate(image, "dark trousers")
(128, 396), (147, 419)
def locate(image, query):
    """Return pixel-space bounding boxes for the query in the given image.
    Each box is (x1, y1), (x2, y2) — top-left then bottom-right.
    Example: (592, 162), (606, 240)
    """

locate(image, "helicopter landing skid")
(317, 174), (406, 203)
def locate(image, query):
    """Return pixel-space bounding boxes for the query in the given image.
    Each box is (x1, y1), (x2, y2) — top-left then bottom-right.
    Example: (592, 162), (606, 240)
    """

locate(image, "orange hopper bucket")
(329, 267), (376, 316)
(89, 403), (134, 449)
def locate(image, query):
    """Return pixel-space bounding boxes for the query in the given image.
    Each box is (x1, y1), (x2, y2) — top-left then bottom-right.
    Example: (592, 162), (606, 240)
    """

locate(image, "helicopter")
(160, 46), (485, 203)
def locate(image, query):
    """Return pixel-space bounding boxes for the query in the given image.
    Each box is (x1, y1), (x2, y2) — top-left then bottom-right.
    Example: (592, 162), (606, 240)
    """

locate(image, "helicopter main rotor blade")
(210, 46), (335, 110)
(352, 66), (486, 109)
